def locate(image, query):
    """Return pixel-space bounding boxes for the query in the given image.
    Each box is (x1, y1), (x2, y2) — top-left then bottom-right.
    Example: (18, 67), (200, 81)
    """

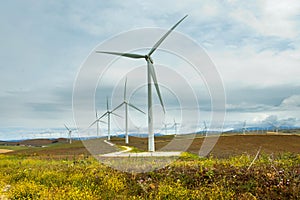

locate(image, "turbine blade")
(88, 120), (97, 128)
(148, 61), (165, 113)
(89, 116), (108, 128)
(128, 103), (145, 114)
(111, 112), (123, 118)
(124, 77), (127, 101)
(148, 15), (188, 56)
(112, 102), (124, 112)
(106, 97), (109, 111)
(99, 112), (109, 119)
(64, 124), (70, 131)
(96, 51), (145, 59)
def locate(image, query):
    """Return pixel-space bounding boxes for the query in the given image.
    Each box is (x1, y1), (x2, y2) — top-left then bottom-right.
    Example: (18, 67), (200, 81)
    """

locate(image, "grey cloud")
(226, 103), (272, 113)
(226, 85), (300, 107)
(280, 95), (300, 108)
(261, 115), (298, 127)
(26, 102), (69, 117)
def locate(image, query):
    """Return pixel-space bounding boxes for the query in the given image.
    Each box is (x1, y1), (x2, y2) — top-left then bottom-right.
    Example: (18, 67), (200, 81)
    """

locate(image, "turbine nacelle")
(145, 55), (154, 64)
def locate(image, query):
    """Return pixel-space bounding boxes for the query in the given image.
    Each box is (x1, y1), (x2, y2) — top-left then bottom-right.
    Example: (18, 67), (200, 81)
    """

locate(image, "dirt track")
(0, 149), (13, 154)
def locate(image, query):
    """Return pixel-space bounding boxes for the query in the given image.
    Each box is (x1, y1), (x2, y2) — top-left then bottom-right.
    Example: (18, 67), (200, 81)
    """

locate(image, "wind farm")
(1, 0), (300, 197)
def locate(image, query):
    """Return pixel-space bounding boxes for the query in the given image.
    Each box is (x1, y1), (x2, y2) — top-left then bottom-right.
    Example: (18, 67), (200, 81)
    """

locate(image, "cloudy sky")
(1, 0), (300, 139)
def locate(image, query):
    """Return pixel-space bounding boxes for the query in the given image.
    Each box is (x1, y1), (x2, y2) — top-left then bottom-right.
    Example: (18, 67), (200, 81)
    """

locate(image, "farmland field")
(0, 134), (300, 199)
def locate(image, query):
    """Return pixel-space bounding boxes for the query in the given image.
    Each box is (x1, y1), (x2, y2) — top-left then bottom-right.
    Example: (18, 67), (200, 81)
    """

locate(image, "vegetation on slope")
(0, 152), (299, 199)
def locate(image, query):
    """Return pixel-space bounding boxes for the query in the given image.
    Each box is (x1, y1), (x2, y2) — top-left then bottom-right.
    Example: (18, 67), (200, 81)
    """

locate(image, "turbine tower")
(242, 120), (247, 135)
(134, 125), (142, 137)
(203, 121), (208, 136)
(64, 124), (73, 144)
(96, 15), (188, 151)
(173, 118), (180, 135)
(162, 121), (170, 135)
(96, 110), (99, 136)
(112, 78), (145, 144)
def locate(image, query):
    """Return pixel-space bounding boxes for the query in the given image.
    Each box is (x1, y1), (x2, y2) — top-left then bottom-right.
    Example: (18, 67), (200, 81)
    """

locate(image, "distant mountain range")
(0, 125), (299, 142)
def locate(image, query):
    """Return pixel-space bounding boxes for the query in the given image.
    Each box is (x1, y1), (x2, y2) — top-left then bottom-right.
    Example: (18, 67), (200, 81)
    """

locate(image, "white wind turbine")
(242, 120), (247, 135)
(267, 121), (280, 134)
(162, 121), (171, 135)
(203, 121), (208, 136)
(134, 125), (142, 137)
(64, 124), (73, 144)
(96, 110), (99, 136)
(112, 78), (145, 144)
(96, 15), (188, 151)
(172, 118), (180, 135)
(89, 110), (106, 137)
(91, 97), (121, 140)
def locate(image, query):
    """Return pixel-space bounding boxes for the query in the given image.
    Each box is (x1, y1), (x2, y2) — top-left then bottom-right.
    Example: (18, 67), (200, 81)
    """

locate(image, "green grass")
(41, 140), (84, 148)
(128, 146), (144, 153)
(0, 152), (299, 199)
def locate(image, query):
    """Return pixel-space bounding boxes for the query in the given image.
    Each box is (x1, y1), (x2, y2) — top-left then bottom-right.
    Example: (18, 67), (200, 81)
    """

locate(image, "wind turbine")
(267, 121), (280, 134)
(162, 121), (170, 135)
(242, 120), (247, 135)
(203, 121), (208, 136)
(96, 110), (99, 136)
(134, 125), (142, 137)
(64, 124), (73, 144)
(89, 110), (106, 137)
(96, 15), (188, 151)
(112, 78), (145, 144)
(91, 97), (121, 140)
(172, 118), (180, 135)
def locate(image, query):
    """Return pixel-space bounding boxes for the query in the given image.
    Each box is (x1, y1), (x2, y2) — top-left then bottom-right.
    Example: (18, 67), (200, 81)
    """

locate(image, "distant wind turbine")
(89, 110), (106, 137)
(96, 15), (188, 151)
(112, 78), (145, 144)
(64, 124), (73, 144)
(242, 120), (247, 135)
(172, 118), (180, 135)
(134, 125), (142, 137)
(96, 110), (99, 136)
(162, 121), (171, 135)
(267, 121), (280, 134)
(203, 121), (208, 136)
(91, 97), (121, 140)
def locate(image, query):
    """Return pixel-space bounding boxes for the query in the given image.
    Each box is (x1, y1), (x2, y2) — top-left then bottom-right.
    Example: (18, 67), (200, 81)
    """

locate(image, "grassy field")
(0, 133), (300, 199)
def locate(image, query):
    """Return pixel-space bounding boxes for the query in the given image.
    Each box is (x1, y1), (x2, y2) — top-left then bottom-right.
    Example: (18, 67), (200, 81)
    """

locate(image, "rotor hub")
(145, 55), (154, 64)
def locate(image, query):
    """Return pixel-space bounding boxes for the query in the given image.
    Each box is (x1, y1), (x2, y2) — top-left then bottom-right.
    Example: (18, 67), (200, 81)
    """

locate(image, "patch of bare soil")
(0, 149), (13, 154)
(113, 134), (300, 158)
